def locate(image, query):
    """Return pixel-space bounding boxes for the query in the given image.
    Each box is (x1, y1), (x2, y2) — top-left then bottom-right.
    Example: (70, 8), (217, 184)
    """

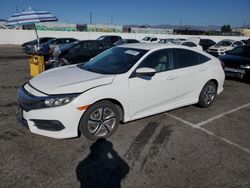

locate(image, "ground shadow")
(76, 138), (129, 188)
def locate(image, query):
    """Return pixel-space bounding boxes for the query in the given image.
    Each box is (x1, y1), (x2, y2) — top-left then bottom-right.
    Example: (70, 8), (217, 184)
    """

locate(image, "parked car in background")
(17, 43), (225, 140)
(171, 38), (203, 51)
(37, 38), (78, 55)
(97, 35), (122, 44)
(158, 38), (175, 44)
(179, 41), (203, 51)
(199, 39), (216, 51)
(207, 39), (244, 57)
(114, 39), (140, 46)
(141, 36), (160, 43)
(241, 39), (250, 45)
(45, 41), (79, 69)
(57, 40), (114, 66)
(172, 38), (186, 44)
(22, 37), (55, 54)
(219, 45), (250, 81)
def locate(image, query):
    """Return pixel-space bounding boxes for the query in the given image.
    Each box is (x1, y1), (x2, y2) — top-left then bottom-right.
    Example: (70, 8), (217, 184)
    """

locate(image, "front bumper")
(17, 86), (85, 139)
(207, 50), (226, 57)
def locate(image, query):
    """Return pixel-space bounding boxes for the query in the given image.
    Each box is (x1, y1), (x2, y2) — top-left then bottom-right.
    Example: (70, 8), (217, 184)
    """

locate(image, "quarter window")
(172, 49), (210, 69)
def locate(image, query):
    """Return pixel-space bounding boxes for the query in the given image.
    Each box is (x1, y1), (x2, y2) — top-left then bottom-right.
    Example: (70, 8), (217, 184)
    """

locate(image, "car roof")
(220, 39), (236, 42)
(119, 43), (182, 50)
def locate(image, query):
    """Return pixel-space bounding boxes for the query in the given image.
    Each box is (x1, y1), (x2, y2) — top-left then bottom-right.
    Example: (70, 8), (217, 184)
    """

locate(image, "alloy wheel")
(87, 107), (116, 137)
(201, 84), (216, 105)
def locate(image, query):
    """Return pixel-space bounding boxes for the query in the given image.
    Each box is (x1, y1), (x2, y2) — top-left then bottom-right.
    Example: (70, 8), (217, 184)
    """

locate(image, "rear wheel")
(198, 81), (217, 108)
(79, 101), (120, 140)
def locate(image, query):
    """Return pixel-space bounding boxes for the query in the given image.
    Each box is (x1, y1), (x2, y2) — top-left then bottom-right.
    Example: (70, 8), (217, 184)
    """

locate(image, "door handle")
(167, 75), (178, 80)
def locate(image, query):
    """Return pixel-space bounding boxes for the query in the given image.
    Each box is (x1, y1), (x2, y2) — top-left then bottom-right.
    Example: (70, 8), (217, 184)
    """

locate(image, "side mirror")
(135, 67), (156, 77)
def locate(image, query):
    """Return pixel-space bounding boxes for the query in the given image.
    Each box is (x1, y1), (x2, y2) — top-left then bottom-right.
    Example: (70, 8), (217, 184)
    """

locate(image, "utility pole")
(179, 17), (182, 30)
(111, 14), (113, 25)
(90, 11), (92, 25)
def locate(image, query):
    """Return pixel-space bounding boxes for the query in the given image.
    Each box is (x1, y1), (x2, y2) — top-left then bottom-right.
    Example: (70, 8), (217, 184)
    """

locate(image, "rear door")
(172, 48), (212, 105)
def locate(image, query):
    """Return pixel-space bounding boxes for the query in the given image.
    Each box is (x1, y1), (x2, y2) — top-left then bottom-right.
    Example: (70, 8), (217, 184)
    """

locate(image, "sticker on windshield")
(124, 50), (140, 56)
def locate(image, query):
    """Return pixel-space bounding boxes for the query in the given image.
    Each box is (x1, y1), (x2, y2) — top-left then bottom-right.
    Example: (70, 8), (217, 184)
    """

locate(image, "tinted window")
(88, 41), (99, 50)
(101, 41), (113, 49)
(182, 42), (197, 47)
(232, 41), (243, 47)
(173, 49), (210, 69)
(138, 49), (172, 72)
(227, 46), (250, 58)
(217, 40), (233, 46)
(151, 38), (157, 42)
(69, 44), (81, 53)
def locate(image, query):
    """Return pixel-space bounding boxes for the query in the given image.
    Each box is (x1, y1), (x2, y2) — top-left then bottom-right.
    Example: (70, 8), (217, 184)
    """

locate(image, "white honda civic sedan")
(17, 43), (225, 140)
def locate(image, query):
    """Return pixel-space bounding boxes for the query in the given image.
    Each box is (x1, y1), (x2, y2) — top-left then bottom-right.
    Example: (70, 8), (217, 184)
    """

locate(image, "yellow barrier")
(29, 55), (45, 77)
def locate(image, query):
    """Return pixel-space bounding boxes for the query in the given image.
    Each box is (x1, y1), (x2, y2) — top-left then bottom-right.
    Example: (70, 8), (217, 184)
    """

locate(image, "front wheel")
(198, 81), (217, 108)
(79, 101), (120, 140)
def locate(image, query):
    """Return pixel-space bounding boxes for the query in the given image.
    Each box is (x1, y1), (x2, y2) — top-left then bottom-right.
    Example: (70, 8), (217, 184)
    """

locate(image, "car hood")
(29, 65), (115, 95)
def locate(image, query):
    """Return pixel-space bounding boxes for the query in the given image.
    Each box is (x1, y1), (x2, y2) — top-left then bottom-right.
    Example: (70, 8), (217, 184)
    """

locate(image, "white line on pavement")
(166, 113), (250, 155)
(196, 103), (250, 127)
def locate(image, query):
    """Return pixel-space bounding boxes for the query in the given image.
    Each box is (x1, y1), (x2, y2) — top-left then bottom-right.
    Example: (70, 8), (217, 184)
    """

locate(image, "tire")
(198, 81), (217, 108)
(79, 101), (120, 140)
(58, 58), (70, 67)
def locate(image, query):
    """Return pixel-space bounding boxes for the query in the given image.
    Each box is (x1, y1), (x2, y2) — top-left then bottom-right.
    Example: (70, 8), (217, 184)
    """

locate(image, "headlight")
(43, 94), (79, 108)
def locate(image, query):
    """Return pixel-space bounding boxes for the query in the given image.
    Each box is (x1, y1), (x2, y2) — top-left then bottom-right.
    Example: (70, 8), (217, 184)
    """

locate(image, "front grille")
(18, 87), (43, 111)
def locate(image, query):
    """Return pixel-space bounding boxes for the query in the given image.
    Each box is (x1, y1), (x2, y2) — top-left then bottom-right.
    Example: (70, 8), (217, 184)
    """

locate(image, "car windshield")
(60, 41), (79, 51)
(226, 46), (250, 58)
(114, 39), (125, 45)
(97, 36), (105, 40)
(78, 47), (148, 74)
(217, 40), (233, 46)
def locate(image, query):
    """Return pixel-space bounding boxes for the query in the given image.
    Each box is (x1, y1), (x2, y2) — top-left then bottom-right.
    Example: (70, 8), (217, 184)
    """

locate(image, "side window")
(55, 39), (63, 44)
(151, 38), (157, 42)
(173, 49), (210, 69)
(138, 49), (171, 72)
(81, 42), (90, 51)
(102, 42), (112, 49)
(182, 42), (196, 47)
(88, 41), (99, 50)
(65, 39), (71, 43)
(51, 40), (57, 45)
(69, 44), (81, 53)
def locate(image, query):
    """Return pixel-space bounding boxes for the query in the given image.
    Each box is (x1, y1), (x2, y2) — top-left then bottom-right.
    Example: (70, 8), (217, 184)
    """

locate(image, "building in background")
(35, 22), (77, 31)
(234, 28), (250, 36)
(86, 24), (123, 33)
(124, 27), (173, 34)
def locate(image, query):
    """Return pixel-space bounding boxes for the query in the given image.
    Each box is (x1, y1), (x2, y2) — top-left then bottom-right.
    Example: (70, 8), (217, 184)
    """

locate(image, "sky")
(0, 0), (250, 27)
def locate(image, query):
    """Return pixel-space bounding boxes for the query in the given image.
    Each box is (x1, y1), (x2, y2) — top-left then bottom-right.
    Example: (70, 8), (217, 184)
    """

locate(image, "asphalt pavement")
(0, 45), (249, 188)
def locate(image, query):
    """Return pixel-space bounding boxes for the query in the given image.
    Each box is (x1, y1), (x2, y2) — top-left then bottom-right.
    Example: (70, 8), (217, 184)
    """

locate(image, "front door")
(128, 49), (178, 120)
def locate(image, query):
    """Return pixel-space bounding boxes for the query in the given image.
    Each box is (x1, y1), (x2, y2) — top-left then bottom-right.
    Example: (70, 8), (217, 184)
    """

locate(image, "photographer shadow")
(76, 138), (129, 188)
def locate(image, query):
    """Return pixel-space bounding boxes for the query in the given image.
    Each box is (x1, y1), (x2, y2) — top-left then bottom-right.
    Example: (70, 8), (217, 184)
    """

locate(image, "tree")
(221, 24), (232, 33)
